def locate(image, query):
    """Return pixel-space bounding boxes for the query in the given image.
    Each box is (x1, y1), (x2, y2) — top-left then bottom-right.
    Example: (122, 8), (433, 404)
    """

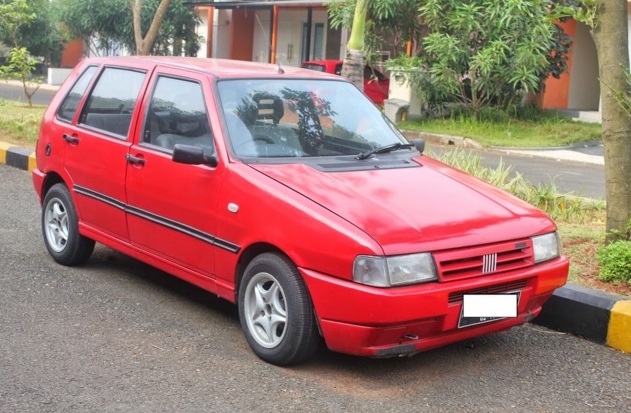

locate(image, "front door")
(125, 70), (223, 279)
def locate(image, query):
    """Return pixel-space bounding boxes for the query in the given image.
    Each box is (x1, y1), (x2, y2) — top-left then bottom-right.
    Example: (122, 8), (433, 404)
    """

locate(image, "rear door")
(63, 64), (150, 241)
(125, 68), (225, 279)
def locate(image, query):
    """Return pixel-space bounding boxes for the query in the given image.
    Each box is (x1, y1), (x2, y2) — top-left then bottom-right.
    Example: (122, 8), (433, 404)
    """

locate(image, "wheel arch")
(234, 242), (323, 336)
(234, 242), (285, 301)
(42, 171), (67, 197)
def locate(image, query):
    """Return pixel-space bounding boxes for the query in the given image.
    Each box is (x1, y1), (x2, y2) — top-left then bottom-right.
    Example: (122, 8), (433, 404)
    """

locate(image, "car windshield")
(217, 79), (407, 159)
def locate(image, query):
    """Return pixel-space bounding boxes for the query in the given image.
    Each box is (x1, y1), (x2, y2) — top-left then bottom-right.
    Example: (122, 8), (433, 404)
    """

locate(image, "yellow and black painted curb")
(534, 283), (631, 354)
(0, 141), (36, 172)
(1, 141), (630, 355)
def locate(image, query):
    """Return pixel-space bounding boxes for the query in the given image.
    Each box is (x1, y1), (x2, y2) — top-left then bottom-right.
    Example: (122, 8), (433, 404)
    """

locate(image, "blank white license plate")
(458, 292), (519, 328)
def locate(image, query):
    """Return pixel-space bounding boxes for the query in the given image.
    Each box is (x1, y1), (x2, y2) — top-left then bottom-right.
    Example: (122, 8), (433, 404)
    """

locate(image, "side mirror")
(410, 138), (425, 154)
(172, 144), (218, 167)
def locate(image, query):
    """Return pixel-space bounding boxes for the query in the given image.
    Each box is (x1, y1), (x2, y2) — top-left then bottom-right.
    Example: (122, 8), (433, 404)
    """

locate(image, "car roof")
(84, 56), (341, 80)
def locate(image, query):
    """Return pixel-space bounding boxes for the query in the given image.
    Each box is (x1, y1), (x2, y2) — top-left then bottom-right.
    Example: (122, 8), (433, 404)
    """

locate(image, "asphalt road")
(1, 164), (629, 413)
(428, 145), (605, 199)
(0, 82), (58, 107)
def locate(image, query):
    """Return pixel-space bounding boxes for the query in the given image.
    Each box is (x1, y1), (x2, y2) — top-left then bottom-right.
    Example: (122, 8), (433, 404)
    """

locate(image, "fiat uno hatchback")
(33, 57), (569, 365)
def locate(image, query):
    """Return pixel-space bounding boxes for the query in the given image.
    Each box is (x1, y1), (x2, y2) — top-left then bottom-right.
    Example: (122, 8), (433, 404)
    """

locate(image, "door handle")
(126, 154), (146, 166)
(63, 134), (79, 144)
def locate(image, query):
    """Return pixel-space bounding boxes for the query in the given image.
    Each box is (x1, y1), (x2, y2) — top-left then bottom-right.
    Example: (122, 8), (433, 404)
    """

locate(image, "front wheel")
(238, 253), (320, 366)
(42, 183), (95, 266)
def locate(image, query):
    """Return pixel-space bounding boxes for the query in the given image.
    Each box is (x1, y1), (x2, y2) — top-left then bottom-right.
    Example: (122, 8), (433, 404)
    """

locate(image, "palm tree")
(340, 0), (368, 91)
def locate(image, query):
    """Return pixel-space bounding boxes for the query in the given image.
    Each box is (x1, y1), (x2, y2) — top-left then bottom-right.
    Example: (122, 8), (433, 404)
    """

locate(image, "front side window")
(217, 79), (406, 160)
(57, 66), (98, 122)
(142, 76), (213, 155)
(79, 67), (146, 138)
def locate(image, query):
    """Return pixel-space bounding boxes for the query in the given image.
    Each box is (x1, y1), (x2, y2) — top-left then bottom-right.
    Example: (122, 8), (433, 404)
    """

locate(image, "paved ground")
(1, 164), (631, 413)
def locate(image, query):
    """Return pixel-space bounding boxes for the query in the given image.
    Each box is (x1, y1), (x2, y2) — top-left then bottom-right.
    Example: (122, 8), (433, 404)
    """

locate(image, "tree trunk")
(592, 0), (631, 240)
(341, 49), (365, 91)
(340, 0), (368, 91)
(130, 0), (172, 55)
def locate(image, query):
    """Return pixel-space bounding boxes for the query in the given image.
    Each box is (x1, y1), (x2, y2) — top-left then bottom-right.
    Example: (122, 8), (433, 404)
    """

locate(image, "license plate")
(458, 292), (520, 328)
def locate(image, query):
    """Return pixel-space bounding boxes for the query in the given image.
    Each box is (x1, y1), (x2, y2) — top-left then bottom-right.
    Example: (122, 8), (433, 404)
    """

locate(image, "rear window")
(56, 66), (98, 122)
(301, 63), (326, 72)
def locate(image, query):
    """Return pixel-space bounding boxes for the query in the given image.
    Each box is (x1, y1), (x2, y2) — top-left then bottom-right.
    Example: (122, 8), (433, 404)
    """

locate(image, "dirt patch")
(563, 235), (631, 298)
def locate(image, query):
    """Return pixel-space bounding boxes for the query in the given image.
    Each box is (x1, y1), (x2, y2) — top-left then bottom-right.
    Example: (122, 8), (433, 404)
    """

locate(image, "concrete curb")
(401, 129), (484, 149)
(0, 138), (628, 355)
(534, 284), (631, 354)
(0, 141), (36, 172)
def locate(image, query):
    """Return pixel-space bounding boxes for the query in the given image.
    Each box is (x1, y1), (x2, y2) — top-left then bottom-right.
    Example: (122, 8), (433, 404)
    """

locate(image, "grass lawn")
(400, 110), (602, 147)
(0, 99), (46, 148)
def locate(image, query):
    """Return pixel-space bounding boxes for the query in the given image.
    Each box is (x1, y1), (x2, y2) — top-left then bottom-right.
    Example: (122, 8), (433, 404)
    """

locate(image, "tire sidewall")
(238, 253), (315, 365)
(41, 184), (87, 265)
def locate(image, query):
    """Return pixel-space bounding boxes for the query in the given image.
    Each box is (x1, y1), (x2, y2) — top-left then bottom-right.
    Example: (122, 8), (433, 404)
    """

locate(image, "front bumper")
(300, 256), (569, 357)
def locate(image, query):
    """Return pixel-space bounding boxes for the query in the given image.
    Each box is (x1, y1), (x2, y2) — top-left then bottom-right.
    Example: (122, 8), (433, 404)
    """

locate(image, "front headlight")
(532, 232), (561, 263)
(353, 253), (438, 287)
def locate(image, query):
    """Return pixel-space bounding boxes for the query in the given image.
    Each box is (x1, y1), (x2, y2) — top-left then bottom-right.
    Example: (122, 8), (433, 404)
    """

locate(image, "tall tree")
(340, 0), (368, 91)
(60, 0), (200, 56)
(0, 0), (34, 47)
(585, 0), (631, 240)
(328, 0), (425, 59)
(129, 0), (171, 56)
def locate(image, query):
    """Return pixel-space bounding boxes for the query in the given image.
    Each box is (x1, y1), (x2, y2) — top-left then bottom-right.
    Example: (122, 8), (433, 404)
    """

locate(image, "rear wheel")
(42, 183), (95, 266)
(238, 253), (320, 366)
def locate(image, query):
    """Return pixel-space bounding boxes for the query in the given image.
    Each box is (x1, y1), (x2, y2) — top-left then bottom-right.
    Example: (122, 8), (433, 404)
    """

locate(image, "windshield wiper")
(356, 142), (415, 160)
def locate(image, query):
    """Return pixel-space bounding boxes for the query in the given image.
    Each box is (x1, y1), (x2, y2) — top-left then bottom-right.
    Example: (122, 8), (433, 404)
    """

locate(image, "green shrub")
(431, 149), (605, 223)
(597, 241), (631, 285)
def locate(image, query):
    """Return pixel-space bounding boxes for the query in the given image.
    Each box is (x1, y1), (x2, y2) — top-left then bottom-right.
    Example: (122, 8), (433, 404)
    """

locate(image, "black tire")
(41, 183), (95, 266)
(238, 253), (320, 366)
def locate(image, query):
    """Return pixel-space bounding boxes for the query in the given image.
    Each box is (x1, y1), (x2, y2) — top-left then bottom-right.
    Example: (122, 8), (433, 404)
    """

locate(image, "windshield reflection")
(217, 79), (406, 159)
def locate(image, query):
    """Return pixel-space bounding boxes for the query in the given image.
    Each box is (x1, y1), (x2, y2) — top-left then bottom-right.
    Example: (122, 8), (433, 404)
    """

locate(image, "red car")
(302, 59), (390, 105)
(33, 56), (568, 366)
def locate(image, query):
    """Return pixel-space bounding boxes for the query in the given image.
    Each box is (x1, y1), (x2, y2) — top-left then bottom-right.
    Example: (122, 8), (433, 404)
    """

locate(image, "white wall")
(252, 9), (329, 66)
(196, 10), (209, 58)
(214, 10), (232, 59)
(568, 21), (600, 111)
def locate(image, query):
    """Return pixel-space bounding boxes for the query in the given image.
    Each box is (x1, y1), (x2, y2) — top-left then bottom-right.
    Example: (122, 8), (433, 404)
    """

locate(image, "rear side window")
(301, 63), (325, 72)
(57, 66), (98, 122)
(79, 67), (146, 138)
(143, 76), (213, 155)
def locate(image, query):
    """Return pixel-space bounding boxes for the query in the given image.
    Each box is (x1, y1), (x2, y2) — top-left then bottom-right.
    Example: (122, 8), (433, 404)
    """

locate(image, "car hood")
(250, 157), (555, 254)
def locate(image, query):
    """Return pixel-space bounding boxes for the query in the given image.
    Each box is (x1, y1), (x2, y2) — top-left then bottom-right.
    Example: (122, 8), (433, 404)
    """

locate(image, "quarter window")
(79, 67), (146, 138)
(143, 76), (213, 155)
(57, 66), (98, 122)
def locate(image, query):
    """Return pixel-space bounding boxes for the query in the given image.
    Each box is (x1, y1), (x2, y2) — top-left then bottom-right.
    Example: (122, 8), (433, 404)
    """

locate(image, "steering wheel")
(253, 135), (274, 144)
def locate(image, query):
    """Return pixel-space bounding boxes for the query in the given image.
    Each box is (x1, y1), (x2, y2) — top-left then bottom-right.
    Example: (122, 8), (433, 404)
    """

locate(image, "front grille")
(448, 279), (529, 304)
(434, 239), (534, 281)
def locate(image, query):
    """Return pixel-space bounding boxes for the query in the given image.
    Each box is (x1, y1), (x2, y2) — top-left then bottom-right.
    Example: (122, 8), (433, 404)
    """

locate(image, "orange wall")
(60, 38), (84, 68)
(541, 20), (577, 109)
(230, 10), (255, 61)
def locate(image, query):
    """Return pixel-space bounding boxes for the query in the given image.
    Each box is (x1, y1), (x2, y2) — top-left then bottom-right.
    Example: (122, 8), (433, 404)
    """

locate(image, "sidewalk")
(499, 147), (604, 166)
(405, 130), (605, 166)
(3, 78), (61, 92)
